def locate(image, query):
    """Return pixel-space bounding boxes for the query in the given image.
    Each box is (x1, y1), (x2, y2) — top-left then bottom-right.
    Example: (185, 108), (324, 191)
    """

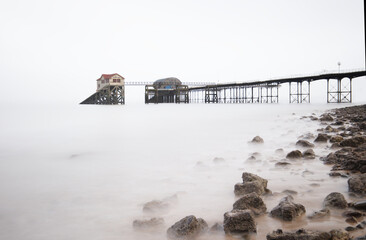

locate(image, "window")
(113, 79), (120, 83)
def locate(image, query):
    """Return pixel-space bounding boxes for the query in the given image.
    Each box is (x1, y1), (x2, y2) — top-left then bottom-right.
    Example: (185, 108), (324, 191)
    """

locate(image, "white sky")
(0, 0), (364, 104)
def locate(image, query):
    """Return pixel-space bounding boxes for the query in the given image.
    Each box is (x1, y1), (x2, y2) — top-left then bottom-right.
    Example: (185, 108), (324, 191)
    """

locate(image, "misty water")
(0, 103), (360, 239)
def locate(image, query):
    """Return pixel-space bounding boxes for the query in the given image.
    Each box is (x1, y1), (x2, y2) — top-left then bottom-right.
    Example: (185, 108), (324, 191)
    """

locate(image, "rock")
(299, 133), (315, 139)
(329, 172), (342, 177)
(246, 156), (257, 162)
(286, 150), (303, 159)
(234, 172), (270, 196)
(353, 200), (366, 210)
(340, 136), (366, 148)
(325, 125), (337, 132)
(270, 196), (306, 221)
(314, 133), (329, 143)
(345, 226), (355, 232)
(330, 135), (344, 143)
(209, 222), (224, 232)
(167, 215), (208, 239)
(342, 210), (363, 219)
(266, 228), (331, 240)
(348, 174), (366, 194)
(323, 192), (348, 209)
(275, 161), (291, 167)
(345, 217), (358, 224)
(329, 229), (350, 240)
(296, 140), (315, 148)
(331, 143), (341, 149)
(232, 192), (267, 215)
(143, 200), (170, 213)
(251, 136), (264, 144)
(320, 114), (334, 122)
(223, 209), (256, 234)
(282, 189), (298, 195)
(213, 157), (225, 163)
(275, 148), (285, 155)
(307, 208), (330, 219)
(133, 218), (164, 229)
(303, 149), (316, 159)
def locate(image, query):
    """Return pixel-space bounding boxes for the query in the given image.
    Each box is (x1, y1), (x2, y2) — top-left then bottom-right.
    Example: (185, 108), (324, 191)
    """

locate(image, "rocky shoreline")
(133, 104), (366, 240)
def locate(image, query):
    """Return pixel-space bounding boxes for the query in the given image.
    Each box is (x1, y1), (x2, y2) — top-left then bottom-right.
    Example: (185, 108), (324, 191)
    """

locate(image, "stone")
(234, 172), (270, 196)
(282, 189), (298, 195)
(323, 192), (348, 209)
(320, 114), (334, 122)
(251, 136), (264, 144)
(296, 140), (315, 148)
(330, 135), (344, 143)
(314, 133), (329, 143)
(167, 215), (208, 239)
(133, 218), (164, 229)
(143, 200), (170, 213)
(348, 174), (366, 194)
(275, 148), (285, 155)
(329, 229), (350, 240)
(325, 125), (337, 132)
(307, 208), (330, 219)
(275, 161), (291, 167)
(270, 196), (306, 221)
(303, 149), (316, 159)
(353, 200), (366, 210)
(232, 192), (267, 215)
(340, 136), (366, 148)
(342, 210), (363, 219)
(223, 209), (256, 234)
(345, 217), (358, 224)
(345, 226), (355, 232)
(209, 222), (224, 232)
(286, 150), (302, 159)
(266, 228), (331, 240)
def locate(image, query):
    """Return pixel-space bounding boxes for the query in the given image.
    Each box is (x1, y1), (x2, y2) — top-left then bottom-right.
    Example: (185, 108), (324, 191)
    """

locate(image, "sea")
(0, 102), (364, 239)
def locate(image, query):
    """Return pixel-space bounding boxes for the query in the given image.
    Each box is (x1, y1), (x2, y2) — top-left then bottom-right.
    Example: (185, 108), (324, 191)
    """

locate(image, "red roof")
(96, 73), (124, 81)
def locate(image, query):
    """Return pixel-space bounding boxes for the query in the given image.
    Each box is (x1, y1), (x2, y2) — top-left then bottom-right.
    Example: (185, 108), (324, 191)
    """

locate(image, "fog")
(0, 103), (363, 239)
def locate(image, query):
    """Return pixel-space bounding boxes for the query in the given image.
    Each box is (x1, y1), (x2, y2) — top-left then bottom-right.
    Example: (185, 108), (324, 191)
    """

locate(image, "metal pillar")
(289, 81), (310, 103)
(327, 78), (352, 103)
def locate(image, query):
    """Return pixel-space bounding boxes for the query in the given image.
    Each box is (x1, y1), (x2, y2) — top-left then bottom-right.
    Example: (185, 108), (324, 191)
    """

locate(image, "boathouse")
(145, 77), (189, 104)
(80, 73), (125, 105)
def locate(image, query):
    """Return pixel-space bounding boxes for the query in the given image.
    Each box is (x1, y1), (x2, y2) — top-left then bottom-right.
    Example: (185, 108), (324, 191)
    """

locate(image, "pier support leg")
(327, 78), (352, 103)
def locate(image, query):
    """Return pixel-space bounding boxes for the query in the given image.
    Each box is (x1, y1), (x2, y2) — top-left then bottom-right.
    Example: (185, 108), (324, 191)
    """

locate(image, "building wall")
(97, 74), (125, 91)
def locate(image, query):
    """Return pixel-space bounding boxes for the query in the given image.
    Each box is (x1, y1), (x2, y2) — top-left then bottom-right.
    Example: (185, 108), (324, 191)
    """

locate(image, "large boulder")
(348, 174), (366, 194)
(266, 229), (331, 240)
(270, 196), (306, 221)
(223, 209), (256, 234)
(232, 192), (267, 215)
(303, 149), (316, 159)
(296, 140), (315, 148)
(314, 133), (329, 143)
(323, 192), (348, 209)
(234, 172), (270, 196)
(167, 215), (208, 239)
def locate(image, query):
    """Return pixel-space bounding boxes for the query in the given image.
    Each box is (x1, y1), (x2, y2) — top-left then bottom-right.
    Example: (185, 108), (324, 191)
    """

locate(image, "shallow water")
(0, 103), (364, 239)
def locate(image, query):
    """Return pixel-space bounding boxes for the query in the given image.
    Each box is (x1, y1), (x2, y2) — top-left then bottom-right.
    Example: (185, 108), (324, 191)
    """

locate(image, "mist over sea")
(0, 103), (360, 239)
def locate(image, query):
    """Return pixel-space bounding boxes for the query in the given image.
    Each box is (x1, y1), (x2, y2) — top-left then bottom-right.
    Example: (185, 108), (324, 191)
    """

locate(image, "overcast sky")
(0, 0), (364, 104)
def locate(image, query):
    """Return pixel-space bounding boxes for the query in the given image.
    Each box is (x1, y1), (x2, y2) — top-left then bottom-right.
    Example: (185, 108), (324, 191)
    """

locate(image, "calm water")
(0, 103), (361, 239)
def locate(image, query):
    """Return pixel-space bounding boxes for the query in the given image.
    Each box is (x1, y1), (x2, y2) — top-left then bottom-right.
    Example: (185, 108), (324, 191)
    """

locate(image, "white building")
(96, 73), (125, 91)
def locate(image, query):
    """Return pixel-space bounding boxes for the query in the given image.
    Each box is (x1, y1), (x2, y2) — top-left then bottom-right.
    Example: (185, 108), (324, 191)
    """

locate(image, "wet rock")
(223, 209), (256, 234)
(167, 215), (208, 239)
(275, 148), (285, 155)
(143, 200), (170, 213)
(209, 222), (224, 232)
(314, 133), (329, 143)
(353, 200), (366, 210)
(330, 135), (344, 143)
(342, 210), (363, 219)
(251, 136), (264, 144)
(325, 125), (337, 132)
(307, 208), (330, 219)
(270, 196), (306, 221)
(310, 116), (319, 121)
(329, 172), (342, 177)
(232, 192), (267, 215)
(320, 114), (334, 122)
(331, 143), (341, 149)
(345, 226), (355, 232)
(234, 172), (270, 196)
(133, 218), (164, 229)
(303, 149), (316, 159)
(286, 150), (302, 159)
(266, 228), (331, 240)
(357, 223), (364, 229)
(348, 174), (366, 194)
(296, 140), (315, 148)
(299, 132), (316, 139)
(323, 192), (348, 209)
(353, 235), (366, 240)
(340, 136), (366, 148)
